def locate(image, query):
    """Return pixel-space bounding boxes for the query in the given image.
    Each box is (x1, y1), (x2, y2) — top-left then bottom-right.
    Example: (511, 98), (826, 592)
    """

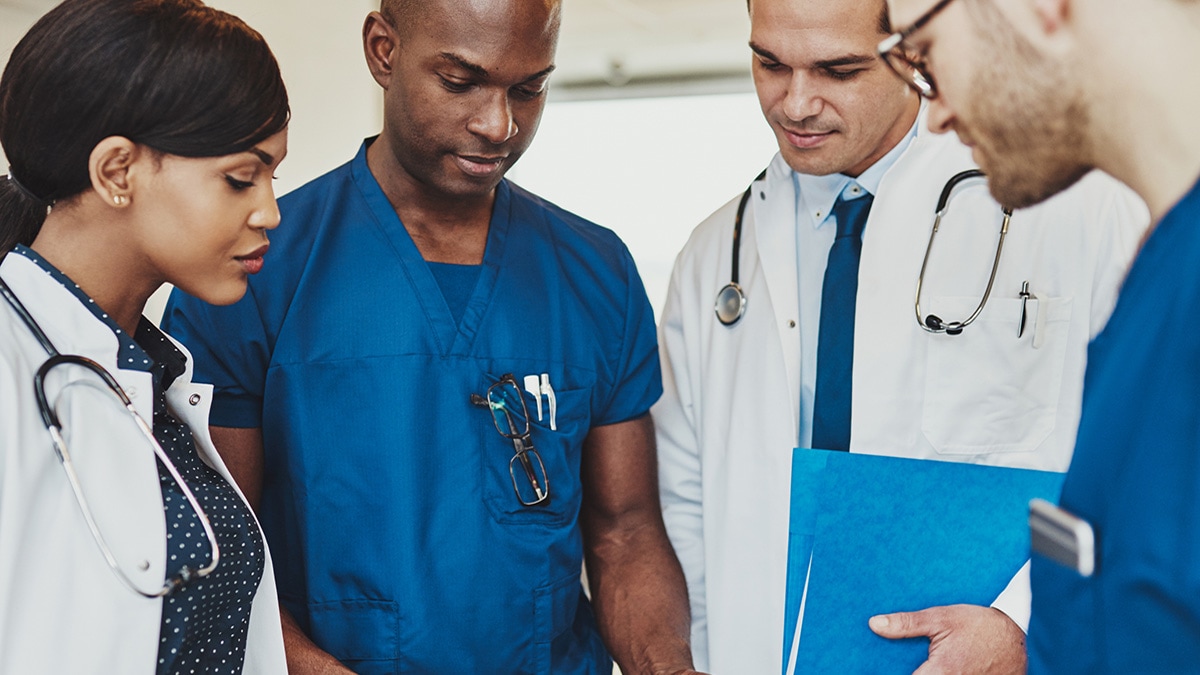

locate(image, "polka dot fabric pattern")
(144, 334), (264, 675)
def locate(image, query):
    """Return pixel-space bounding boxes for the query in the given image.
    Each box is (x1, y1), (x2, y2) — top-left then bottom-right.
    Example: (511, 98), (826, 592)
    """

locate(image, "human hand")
(868, 604), (1026, 675)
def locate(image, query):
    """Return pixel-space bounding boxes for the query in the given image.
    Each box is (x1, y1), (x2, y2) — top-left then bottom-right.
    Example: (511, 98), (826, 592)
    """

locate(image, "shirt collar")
(793, 115), (920, 231)
(9, 244), (184, 378)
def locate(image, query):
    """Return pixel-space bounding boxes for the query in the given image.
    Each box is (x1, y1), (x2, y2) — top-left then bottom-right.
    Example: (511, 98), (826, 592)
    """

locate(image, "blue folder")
(783, 450), (1065, 674)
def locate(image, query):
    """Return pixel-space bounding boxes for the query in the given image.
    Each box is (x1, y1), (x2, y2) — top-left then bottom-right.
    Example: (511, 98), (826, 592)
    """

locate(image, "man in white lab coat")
(652, 0), (1148, 672)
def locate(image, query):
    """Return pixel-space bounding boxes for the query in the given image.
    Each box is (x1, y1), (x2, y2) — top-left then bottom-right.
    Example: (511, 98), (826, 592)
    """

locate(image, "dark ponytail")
(0, 174), (48, 251)
(0, 0), (290, 253)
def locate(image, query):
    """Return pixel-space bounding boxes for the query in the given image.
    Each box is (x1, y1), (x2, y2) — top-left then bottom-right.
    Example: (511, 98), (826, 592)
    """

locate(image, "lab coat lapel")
(751, 156), (803, 437)
(0, 254), (156, 423)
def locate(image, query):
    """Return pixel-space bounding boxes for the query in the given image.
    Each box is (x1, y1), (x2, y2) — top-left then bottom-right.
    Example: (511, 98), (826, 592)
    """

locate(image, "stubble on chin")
(966, 3), (1094, 209)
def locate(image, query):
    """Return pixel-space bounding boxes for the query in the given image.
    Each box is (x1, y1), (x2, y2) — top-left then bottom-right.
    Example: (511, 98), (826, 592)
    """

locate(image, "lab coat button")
(788, 320), (796, 328)
(139, 560), (150, 571)
(126, 387), (137, 398)
(189, 394), (201, 406)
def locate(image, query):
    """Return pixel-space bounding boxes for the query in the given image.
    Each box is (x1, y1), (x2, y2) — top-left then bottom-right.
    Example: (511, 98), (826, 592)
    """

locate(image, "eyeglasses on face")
(877, 0), (960, 99)
(471, 373), (551, 507)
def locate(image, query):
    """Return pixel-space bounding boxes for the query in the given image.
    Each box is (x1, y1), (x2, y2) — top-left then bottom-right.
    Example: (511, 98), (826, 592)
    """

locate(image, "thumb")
(869, 609), (936, 639)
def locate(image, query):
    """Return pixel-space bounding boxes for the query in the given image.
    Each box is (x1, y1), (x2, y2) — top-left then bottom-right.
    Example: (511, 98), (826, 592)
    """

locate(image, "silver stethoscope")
(714, 169), (1013, 335)
(0, 263), (219, 597)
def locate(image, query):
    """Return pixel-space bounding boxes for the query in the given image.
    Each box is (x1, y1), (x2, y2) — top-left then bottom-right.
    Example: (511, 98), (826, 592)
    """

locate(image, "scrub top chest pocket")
(473, 369), (592, 526)
(921, 294), (1074, 456)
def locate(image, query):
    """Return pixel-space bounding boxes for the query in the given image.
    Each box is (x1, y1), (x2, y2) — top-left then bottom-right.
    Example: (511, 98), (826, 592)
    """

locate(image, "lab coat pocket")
(478, 373), (592, 527)
(922, 296), (1073, 456)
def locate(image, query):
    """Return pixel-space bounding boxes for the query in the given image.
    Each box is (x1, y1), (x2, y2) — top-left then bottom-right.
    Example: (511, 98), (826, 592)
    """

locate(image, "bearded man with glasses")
(882, 0), (1200, 670)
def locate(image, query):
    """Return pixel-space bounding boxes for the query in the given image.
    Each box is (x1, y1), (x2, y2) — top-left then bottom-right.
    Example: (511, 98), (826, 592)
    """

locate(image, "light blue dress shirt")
(794, 121), (919, 448)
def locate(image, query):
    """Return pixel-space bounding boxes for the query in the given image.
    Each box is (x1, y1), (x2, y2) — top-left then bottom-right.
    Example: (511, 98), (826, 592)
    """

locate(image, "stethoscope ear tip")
(923, 314), (965, 335)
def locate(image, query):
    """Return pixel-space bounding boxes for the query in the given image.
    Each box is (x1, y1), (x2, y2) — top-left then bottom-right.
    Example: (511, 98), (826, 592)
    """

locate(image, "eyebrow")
(748, 42), (780, 62)
(748, 42), (877, 69)
(438, 52), (556, 83)
(813, 55), (877, 69)
(249, 148), (275, 165)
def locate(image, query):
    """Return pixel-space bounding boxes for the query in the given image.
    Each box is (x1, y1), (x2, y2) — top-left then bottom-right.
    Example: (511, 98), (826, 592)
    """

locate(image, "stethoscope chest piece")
(715, 168), (767, 329)
(714, 282), (746, 326)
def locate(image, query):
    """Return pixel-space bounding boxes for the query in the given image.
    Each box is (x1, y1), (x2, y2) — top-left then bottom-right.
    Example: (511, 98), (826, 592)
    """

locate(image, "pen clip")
(1018, 281), (1034, 339)
(540, 373), (557, 431)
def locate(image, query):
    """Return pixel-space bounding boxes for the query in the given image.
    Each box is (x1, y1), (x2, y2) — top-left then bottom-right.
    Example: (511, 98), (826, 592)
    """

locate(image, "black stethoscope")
(714, 169), (1012, 335)
(0, 263), (219, 597)
(914, 170), (1013, 335)
(713, 169), (767, 326)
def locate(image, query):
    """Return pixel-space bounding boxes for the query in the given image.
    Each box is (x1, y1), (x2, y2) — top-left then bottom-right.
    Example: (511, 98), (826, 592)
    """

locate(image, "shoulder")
(506, 181), (624, 248)
(1020, 170), (1149, 240)
(504, 181), (642, 282)
(232, 157), (364, 302)
(275, 158), (359, 237)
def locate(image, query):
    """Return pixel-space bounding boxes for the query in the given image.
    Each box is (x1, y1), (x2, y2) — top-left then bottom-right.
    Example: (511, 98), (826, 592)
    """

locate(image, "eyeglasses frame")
(472, 373), (551, 507)
(877, 0), (961, 99)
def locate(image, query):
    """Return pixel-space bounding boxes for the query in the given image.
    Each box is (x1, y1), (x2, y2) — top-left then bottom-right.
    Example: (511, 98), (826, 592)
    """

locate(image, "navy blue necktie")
(811, 191), (873, 451)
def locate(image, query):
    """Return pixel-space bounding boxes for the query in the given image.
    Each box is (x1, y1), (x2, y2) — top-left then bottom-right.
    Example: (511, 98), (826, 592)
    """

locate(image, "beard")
(964, 1), (1093, 209)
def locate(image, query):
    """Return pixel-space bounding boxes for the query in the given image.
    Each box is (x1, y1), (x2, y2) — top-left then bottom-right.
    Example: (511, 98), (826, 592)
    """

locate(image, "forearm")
(584, 514), (695, 675)
(281, 606), (354, 675)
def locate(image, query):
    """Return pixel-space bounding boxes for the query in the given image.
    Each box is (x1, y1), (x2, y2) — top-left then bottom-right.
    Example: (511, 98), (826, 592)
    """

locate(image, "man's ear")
(363, 11), (399, 90)
(88, 136), (139, 208)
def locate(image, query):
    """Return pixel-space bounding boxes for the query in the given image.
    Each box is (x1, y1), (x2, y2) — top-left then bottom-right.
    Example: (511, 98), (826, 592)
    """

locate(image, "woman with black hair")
(0, 0), (289, 672)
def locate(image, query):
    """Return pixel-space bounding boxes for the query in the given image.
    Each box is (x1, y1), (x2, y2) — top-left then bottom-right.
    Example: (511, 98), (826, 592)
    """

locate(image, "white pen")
(523, 374), (543, 421)
(540, 373), (557, 431)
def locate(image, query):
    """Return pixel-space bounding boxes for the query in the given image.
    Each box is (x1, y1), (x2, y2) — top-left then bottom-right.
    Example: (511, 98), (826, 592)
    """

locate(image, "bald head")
(382, 0), (561, 41)
(364, 0), (561, 202)
(747, 0), (891, 34)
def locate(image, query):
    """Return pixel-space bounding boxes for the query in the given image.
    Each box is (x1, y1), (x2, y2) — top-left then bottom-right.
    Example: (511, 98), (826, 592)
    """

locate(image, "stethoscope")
(914, 169), (1013, 335)
(713, 168), (766, 326)
(714, 169), (1012, 335)
(0, 263), (219, 597)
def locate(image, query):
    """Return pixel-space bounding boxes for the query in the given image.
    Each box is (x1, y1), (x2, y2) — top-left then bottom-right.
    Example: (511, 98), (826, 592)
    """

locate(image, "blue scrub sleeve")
(161, 287), (270, 428)
(594, 249), (663, 427)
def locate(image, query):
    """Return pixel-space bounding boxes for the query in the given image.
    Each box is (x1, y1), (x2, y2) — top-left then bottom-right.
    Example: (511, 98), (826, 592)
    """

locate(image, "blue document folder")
(783, 450), (1065, 674)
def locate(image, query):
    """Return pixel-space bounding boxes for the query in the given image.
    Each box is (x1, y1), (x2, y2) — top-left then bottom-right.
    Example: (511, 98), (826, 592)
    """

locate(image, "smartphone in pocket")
(1030, 498), (1096, 577)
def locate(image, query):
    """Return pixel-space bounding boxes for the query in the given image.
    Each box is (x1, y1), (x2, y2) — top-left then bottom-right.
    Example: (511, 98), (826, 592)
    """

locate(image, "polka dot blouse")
(15, 245), (265, 674)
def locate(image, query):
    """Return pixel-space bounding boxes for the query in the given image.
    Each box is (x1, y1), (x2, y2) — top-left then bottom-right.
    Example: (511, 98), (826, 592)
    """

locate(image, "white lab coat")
(0, 252), (286, 673)
(654, 120), (1148, 674)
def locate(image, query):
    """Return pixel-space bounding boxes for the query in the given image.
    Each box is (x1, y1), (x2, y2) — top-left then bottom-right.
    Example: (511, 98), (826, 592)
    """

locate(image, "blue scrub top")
(1027, 178), (1200, 672)
(163, 139), (662, 674)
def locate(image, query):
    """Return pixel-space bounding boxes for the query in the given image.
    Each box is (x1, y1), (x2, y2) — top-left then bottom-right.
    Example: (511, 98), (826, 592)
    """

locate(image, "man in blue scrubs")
(882, 0), (1200, 670)
(163, 0), (700, 673)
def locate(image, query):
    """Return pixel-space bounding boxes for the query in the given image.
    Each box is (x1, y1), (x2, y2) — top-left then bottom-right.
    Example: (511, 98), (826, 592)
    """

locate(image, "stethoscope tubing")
(714, 168), (768, 326)
(0, 259), (219, 596)
(716, 168), (1012, 335)
(914, 170), (1014, 334)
